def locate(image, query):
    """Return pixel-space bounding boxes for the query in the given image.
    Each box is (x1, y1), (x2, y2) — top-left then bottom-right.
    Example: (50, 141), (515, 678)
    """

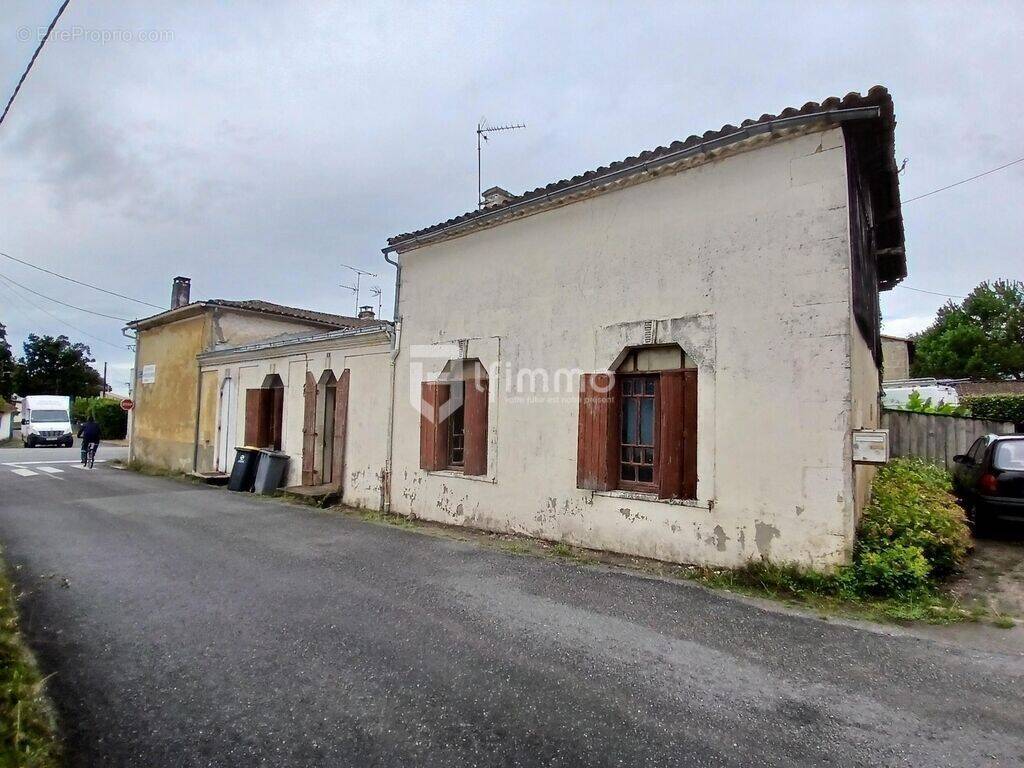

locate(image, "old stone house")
(880, 335), (914, 381)
(379, 87), (906, 568)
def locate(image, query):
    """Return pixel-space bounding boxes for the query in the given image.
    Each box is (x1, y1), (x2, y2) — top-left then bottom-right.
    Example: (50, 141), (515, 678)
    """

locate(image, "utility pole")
(103, 362), (108, 394)
(340, 263), (377, 315)
(477, 118), (526, 207)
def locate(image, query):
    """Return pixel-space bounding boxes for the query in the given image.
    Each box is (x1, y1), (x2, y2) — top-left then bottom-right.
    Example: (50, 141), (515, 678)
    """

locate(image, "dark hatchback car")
(952, 435), (1024, 532)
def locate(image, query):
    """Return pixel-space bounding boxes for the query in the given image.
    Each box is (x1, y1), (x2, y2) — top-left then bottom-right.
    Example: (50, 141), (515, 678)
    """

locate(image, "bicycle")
(82, 441), (98, 469)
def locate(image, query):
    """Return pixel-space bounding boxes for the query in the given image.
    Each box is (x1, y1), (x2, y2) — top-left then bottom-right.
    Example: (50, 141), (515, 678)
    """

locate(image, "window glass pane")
(644, 448), (654, 464)
(994, 441), (1024, 470)
(640, 398), (654, 445)
(623, 398), (637, 443)
(621, 446), (630, 462)
(623, 380), (633, 396)
(638, 466), (653, 483)
(645, 379), (655, 395)
(620, 464), (636, 481)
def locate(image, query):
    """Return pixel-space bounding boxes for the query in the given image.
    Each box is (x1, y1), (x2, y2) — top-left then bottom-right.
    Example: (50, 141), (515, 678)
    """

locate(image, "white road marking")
(1, 460), (106, 466)
(10, 468), (37, 477)
(37, 466), (63, 474)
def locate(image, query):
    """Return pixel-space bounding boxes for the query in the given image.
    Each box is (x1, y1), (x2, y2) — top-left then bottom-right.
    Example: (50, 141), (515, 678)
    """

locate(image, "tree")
(0, 323), (14, 400)
(911, 280), (1024, 381)
(12, 334), (106, 398)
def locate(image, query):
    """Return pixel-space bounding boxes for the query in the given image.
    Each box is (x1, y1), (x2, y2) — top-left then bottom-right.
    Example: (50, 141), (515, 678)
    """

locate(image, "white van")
(881, 378), (960, 410)
(21, 395), (73, 448)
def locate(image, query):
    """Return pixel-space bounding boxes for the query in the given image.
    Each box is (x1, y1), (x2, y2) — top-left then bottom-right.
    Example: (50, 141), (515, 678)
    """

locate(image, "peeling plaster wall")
(391, 127), (866, 568)
(880, 337), (911, 382)
(199, 339), (392, 504)
(132, 314), (209, 472)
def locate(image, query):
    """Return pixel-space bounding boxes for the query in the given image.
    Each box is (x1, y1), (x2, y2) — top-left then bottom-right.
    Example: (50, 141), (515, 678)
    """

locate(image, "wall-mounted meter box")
(852, 429), (889, 464)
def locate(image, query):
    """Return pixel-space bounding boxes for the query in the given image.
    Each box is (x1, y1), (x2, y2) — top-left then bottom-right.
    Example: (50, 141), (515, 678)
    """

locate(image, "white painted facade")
(197, 327), (393, 508)
(386, 126), (886, 569)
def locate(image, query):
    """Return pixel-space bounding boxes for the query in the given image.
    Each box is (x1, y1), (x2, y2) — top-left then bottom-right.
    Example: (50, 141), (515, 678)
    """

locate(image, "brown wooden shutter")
(419, 381), (450, 471)
(301, 371), (317, 485)
(658, 369), (697, 500)
(463, 377), (488, 476)
(244, 388), (269, 447)
(331, 369), (350, 489)
(576, 372), (617, 491)
(270, 386), (285, 450)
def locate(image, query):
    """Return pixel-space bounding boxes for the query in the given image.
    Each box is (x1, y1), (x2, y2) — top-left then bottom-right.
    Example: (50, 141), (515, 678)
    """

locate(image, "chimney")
(481, 186), (513, 209)
(358, 305), (375, 320)
(171, 276), (191, 309)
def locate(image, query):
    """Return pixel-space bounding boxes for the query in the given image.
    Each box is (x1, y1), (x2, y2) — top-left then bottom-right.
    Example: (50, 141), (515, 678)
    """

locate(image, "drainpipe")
(382, 250), (402, 512)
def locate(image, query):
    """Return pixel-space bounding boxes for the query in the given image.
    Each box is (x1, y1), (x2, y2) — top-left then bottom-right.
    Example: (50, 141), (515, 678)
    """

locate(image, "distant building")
(0, 401), (15, 440)
(881, 335), (914, 381)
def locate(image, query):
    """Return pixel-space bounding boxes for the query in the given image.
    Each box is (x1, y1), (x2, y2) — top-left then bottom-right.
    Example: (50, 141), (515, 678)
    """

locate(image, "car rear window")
(993, 440), (1024, 471)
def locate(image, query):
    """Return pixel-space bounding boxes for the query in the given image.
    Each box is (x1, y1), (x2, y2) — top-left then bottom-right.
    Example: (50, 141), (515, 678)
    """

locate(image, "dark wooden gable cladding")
(244, 388), (270, 447)
(331, 369), (351, 489)
(419, 381), (450, 471)
(657, 369), (697, 500)
(576, 372), (618, 491)
(301, 371), (317, 485)
(463, 378), (488, 476)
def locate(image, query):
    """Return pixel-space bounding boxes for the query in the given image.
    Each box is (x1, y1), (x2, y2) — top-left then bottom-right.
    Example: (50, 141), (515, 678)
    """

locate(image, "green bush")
(853, 543), (931, 597)
(895, 390), (971, 417)
(854, 458), (971, 590)
(961, 394), (1024, 424)
(71, 397), (127, 439)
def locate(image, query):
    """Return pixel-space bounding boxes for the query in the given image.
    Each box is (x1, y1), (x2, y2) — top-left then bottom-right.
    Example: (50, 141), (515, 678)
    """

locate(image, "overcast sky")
(1, 1), (1022, 393)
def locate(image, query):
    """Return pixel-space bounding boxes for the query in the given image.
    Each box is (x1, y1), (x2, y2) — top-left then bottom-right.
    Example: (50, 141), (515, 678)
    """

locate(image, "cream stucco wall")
(198, 337), (392, 507)
(389, 127), (867, 568)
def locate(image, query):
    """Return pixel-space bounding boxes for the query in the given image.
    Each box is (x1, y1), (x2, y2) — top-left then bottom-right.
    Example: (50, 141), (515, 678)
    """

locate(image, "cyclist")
(77, 416), (101, 467)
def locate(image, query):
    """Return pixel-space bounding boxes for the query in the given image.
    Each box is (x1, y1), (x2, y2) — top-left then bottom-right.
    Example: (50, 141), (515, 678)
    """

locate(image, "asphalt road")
(0, 458), (1022, 767)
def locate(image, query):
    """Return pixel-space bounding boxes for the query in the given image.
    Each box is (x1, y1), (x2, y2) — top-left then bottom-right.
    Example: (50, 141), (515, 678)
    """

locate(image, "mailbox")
(852, 429), (889, 464)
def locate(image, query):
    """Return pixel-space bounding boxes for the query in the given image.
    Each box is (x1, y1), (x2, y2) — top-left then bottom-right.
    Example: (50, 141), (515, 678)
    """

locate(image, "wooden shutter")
(270, 386), (285, 450)
(463, 377), (489, 476)
(244, 388), (269, 447)
(331, 369), (350, 489)
(576, 372), (617, 491)
(301, 371), (317, 485)
(658, 369), (697, 499)
(419, 381), (450, 471)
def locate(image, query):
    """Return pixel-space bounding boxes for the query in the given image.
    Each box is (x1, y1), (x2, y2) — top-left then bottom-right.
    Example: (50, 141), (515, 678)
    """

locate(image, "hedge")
(961, 394), (1024, 424)
(71, 397), (128, 439)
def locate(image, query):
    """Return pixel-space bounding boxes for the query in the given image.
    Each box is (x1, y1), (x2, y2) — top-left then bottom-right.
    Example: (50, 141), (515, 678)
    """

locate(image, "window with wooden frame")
(577, 346), (697, 500)
(420, 361), (489, 476)
(244, 374), (285, 450)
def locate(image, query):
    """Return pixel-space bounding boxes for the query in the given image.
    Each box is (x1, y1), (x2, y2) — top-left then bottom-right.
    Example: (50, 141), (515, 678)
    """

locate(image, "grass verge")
(0, 555), (60, 767)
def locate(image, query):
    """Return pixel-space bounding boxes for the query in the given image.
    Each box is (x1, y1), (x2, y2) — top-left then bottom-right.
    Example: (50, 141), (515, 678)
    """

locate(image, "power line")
(897, 285), (967, 300)
(0, 251), (164, 310)
(903, 156), (1024, 204)
(0, 0), (72, 128)
(0, 271), (129, 321)
(0, 275), (129, 351)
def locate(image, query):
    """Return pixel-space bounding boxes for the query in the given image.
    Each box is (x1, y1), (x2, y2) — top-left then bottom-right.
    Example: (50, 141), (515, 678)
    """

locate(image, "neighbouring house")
(380, 86), (906, 568)
(124, 277), (382, 473)
(195, 317), (393, 507)
(881, 334), (914, 381)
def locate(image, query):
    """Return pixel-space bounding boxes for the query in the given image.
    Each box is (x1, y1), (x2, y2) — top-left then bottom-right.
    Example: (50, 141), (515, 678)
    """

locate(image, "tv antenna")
(340, 263), (377, 314)
(477, 117), (525, 208)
